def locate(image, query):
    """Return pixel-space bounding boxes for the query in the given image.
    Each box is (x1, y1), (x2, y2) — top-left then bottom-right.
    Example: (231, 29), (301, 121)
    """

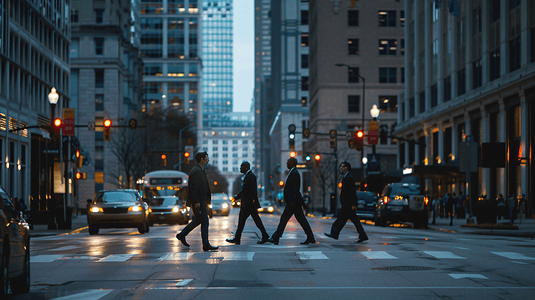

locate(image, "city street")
(11, 208), (535, 300)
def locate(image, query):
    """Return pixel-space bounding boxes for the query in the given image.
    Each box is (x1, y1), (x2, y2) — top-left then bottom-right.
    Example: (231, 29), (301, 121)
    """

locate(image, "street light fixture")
(48, 87), (59, 121)
(370, 104), (380, 154)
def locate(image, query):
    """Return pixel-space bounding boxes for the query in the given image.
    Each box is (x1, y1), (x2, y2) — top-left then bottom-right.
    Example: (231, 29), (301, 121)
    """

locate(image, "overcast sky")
(232, 1), (254, 112)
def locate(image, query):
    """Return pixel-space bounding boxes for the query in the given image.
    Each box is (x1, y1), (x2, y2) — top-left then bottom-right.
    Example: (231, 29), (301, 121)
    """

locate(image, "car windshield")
(390, 185), (421, 196)
(357, 192), (378, 203)
(150, 198), (178, 206)
(95, 192), (137, 203)
(212, 198), (227, 203)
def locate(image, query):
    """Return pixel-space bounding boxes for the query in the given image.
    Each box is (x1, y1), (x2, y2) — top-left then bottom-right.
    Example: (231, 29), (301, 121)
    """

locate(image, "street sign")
(346, 131), (353, 139)
(366, 154), (381, 175)
(63, 108), (75, 136)
(368, 120), (379, 145)
(88, 122), (95, 131)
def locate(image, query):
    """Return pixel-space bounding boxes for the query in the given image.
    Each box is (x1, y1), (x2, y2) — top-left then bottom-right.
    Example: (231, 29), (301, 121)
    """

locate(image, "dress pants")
(234, 207), (269, 240)
(180, 205), (209, 245)
(330, 207), (367, 239)
(273, 203), (314, 240)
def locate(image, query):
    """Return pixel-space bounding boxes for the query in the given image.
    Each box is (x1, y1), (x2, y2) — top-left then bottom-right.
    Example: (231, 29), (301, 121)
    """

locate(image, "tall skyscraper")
(201, 0), (233, 128)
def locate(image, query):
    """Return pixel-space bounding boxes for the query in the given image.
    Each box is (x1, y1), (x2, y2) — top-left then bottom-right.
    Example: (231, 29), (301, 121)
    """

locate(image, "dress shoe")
(203, 244), (219, 251)
(324, 233), (338, 240)
(355, 236), (369, 243)
(226, 238), (240, 245)
(257, 237), (269, 244)
(176, 233), (190, 247)
(267, 237), (279, 245)
(300, 239), (316, 245)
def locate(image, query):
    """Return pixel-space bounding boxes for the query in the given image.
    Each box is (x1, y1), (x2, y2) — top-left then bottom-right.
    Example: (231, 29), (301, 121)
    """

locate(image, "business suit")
(180, 164), (211, 245)
(232, 170), (269, 242)
(329, 172), (368, 240)
(271, 167), (315, 243)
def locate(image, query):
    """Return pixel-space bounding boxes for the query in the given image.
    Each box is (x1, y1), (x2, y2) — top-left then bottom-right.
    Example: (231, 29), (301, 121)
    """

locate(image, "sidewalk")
(427, 215), (535, 238)
(29, 215), (88, 238)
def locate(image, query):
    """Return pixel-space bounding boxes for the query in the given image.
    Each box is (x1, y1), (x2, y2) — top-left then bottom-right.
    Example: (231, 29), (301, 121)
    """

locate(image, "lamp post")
(335, 63), (365, 181)
(370, 104), (380, 154)
(48, 87), (59, 121)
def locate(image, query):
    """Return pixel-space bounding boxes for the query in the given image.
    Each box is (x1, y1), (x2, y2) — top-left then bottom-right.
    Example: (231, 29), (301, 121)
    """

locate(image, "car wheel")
(380, 215), (388, 227)
(10, 244), (30, 294)
(144, 220), (150, 233)
(0, 247), (9, 297)
(88, 224), (99, 235)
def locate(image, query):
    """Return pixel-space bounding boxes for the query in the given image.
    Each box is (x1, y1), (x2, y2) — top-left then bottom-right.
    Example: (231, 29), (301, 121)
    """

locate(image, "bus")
(142, 170), (188, 202)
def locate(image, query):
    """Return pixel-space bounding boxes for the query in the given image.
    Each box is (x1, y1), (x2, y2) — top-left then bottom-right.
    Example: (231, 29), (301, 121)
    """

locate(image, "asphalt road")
(10, 208), (535, 300)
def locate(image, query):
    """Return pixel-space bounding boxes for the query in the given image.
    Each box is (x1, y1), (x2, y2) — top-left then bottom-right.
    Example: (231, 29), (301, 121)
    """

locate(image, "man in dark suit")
(324, 161), (368, 243)
(226, 161), (270, 245)
(268, 157), (315, 245)
(176, 151), (218, 251)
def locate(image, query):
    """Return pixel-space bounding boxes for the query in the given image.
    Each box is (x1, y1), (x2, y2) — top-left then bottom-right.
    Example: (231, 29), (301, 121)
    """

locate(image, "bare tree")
(108, 127), (145, 188)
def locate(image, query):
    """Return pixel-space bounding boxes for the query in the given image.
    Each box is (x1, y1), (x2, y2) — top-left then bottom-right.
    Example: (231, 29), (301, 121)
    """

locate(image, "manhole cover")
(371, 266), (435, 271)
(261, 268), (316, 272)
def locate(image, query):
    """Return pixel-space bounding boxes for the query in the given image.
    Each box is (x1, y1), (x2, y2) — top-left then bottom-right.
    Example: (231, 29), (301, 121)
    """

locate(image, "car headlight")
(181, 209), (187, 214)
(128, 206), (142, 212)
(209, 204), (212, 209)
(222, 203), (228, 209)
(91, 207), (103, 213)
(172, 206), (180, 213)
(268, 206), (274, 212)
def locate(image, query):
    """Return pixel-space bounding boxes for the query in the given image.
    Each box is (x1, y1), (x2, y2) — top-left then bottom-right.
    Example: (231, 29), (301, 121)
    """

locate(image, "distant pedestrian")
(456, 192), (464, 218)
(324, 162), (368, 243)
(508, 194), (517, 225)
(431, 196), (439, 225)
(445, 193), (455, 226)
(226, 161), (269, 245)
(496, 194), (506, 220)
(176, 152), (218, 251)
(267, 157), (315, 245)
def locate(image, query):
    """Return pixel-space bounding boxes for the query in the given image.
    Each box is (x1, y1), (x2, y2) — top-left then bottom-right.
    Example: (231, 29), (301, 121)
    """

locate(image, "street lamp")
(370, 104), (380, 154)
(48, 87), (59, 121)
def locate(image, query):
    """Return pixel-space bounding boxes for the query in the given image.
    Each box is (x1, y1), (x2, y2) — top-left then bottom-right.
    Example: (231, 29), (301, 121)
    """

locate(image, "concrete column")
(405, 141), (410, 169)
(499, 0), (507, 76)
(481, 1), (489, 85)
(414, 130), (420, 166)
(424, 127), (431, 166)
(464, 113), (471, 138)
(451, 15), (458, 98)
(424, 1), (431, 111)
(498, 98), (506, 198)
(520, 90), (528, 197)
(437, 123), (443, 164)
(451, 119), (458, 162)
(520, 0), (529, 66)
(465, 0), (472, 92)
(481, 106), (490, 196)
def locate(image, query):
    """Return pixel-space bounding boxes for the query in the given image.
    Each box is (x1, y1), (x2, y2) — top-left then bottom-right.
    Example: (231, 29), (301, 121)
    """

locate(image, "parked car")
(87, 189), (150, 235)
(0, 186), (30, 296)
(355, 191), (379, 221)
(257, 199), (275, 213)
(209, 193), (231, 216)
(148, 196), (189, 225)
(375, 183), (429, 229)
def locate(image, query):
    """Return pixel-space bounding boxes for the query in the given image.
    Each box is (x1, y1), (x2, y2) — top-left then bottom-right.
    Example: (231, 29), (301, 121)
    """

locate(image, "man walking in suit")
(324, 161), (369, 243)
(226, 161), (270, 245)
(176, 151), (218, 251)
(268, 157), (315, 245)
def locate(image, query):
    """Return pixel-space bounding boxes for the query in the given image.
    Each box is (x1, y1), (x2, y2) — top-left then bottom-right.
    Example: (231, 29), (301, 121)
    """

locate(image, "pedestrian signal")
(103, 119), (112, 141)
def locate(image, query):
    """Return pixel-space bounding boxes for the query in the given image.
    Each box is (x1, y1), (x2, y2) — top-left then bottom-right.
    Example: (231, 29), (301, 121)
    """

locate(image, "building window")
(301, 77), (309, 91)
(213, 140), (219, 144)
(348, 67), (360, 83)
(472, 59), (482, 89)
(378, 96), (397, 112)
(443, 76), (451, 101)
(233, 140), (238, 145)
(379, 67), (396, 83)
(212, 147), (218, 151)
(508, 36), (521, 72)
(233, 153), (238, 158)
(95, 69), (104, 88)
(490, 48), (501, 80)
(348, 10), (359, 26)
(95, 94), (104, 111)
(409, 97), (415, 118)
(71, 9), (79, 23)
(457, 68), (466, 96)
(243, 153), (248, 157)
(348, 39), (359, 55)
(202, 140), (208, 145)
(400, 10), (405, 27)
(400, 39), (405, 55)
(301, 96), (308, 107)
(431, 84), (438, 108)
(95, 9), (104, 24)
(301, 33), (309, 46)
(95, 38), (104, 55)
(243, 140), (248, 144)
(301, 10), (308, 25)
(401, 67), (405, 83)
(223, 147), (228, 151)
(301, 54), (309, 68)
(348, 95), (360, 113)
(378, 39), (397, 55)
(223, 153), (228, 158)
(378, 11), (396, 27)
(419, 91), (425, 113)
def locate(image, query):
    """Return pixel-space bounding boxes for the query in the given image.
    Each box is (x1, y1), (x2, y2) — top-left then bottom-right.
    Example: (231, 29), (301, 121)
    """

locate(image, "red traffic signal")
(161, 154), (167, 160)
(355, 130), (364, 151)
(53, 118), (62, 127)
(103, 119), (112, 140)
(184, 151), (190, 164)
(290, 151), (296, 158)
(314, 154), (321, 167)
(161, 154), (167, 166)
(279, 180), (284, 187)
(103, 119), (112, 127)
(355, 130), (364, 139)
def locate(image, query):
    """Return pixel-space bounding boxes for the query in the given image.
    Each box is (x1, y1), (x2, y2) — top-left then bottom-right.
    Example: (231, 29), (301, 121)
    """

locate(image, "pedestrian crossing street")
(31, 250), (535, 263)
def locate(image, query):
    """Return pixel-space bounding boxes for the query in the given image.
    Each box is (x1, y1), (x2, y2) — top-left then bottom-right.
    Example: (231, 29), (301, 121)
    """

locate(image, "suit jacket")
(284, 168), (304, 206)
(186, 164), (211, 207)
(340, 172), (358, 209)
(234, 170), (260, 210)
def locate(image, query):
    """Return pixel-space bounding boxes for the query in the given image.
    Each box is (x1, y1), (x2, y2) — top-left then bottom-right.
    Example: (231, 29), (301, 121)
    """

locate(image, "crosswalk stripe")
(296, 251), (328, 260)
(50, 289), (113, 300)
(159, 253), (194, 261)
(215, 252), (255, 261)
(32, 255), (66, 262)
(99, 254), (137, 262)
(424, 251), (466, 259)
(359, 251), (398, 259)
(491, 252), (535, 260)
(50, 246), (78, 251)
(449, 274), (488, 279)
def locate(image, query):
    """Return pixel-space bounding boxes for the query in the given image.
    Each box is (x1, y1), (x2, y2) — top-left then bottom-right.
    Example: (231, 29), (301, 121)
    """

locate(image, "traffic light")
(279, 180), (284, 187)
(288, 124), (296, 150)
(52, 118), (63, 134)
(305, 155), (311, 164)
(161, 154), (167, 166)
(75, 172), (87, 180)
(329, 129), (337, 148)
(75, 149), (84, 168)
(103, 119), (112, 141)
(290, 151), (296, 158)
(184, 151), (190, 164)
(314, 154), (321, 167)
(355, 130), (364, 151)
(303, 128), (310, 139)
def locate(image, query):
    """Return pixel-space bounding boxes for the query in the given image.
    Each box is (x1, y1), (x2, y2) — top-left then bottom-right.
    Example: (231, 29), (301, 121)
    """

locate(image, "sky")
(232, 1), (254, 112)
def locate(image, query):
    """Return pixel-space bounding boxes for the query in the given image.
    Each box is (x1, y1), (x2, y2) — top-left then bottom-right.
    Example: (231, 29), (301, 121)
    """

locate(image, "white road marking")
(491, 252), (535, 260)
(176, 279), (194, 286)
(250, 245), (302, 249)
(158, 253), (194, 261)
(424, 251), (466, 259)
(209, 252), (255, 261)
(359, 251), (398, 259)
(32, 255), (66, 262)
(296, 251), (328, 260)
(449, 274), (488, 279)
(50, 289), (113, 300)
(98, 254), (136, 262)
(453, 246), (470, 250)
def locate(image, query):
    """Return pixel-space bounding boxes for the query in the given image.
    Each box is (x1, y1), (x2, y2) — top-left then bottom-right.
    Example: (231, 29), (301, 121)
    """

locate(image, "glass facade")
(201, 0), (233, 128)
